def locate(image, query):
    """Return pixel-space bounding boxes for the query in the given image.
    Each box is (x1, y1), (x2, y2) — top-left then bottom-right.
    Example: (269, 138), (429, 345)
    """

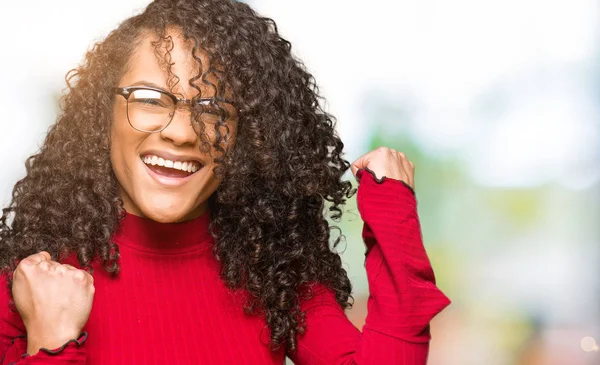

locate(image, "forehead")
(120, 27), (227, 99)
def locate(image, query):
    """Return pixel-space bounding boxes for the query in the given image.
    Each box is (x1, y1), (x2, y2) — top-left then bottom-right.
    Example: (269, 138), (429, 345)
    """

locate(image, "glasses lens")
(127, 89), (174, 132)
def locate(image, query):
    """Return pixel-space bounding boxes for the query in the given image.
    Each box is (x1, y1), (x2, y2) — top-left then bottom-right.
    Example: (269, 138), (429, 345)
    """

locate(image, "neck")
(112, 209), (213, 254)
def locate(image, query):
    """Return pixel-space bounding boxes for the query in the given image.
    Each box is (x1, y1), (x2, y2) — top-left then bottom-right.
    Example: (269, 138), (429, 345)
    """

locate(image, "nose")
(159, 108), (198, 146)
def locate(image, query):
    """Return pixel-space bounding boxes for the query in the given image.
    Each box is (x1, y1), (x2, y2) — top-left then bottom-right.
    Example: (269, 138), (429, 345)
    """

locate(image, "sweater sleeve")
(0, 273), (88, 364)
(287, 167), (451, 364)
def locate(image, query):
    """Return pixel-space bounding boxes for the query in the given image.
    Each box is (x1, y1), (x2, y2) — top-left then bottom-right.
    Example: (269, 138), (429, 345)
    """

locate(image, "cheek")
(110, 110), (144, 183)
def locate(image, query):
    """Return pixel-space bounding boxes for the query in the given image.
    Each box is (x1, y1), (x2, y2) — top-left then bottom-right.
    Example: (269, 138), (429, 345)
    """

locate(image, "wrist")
(27, 329), (82, 355)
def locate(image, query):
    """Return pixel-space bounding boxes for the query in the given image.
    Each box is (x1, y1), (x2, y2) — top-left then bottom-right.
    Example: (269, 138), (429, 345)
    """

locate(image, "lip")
(142, 158), (203, 187)
(140, 149), (204, 165)
(140, 161), (204, 187)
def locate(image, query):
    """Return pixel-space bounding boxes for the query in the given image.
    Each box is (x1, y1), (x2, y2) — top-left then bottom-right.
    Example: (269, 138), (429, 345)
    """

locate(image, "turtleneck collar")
(112, 209), (214, 254)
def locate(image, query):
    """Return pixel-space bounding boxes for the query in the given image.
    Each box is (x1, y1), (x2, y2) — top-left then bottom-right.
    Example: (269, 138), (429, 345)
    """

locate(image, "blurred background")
(0, 1), (598, 364)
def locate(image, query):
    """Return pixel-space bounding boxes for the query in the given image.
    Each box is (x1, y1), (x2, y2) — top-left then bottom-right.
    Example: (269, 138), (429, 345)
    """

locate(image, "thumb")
(27, 251), (51, 265)
(350, 153), (371, 179)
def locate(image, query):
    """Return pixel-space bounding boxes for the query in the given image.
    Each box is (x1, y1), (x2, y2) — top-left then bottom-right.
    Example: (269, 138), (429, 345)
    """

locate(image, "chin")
(141, 204), (191, 223)
(147, 214), (181, 223)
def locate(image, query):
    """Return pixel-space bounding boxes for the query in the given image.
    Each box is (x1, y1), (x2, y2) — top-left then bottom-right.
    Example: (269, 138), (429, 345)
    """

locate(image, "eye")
(192, 98), (237, 125)
(194, 99), (212, 108)
(129, 89), (172, 109)
(137, 99), (166, 107)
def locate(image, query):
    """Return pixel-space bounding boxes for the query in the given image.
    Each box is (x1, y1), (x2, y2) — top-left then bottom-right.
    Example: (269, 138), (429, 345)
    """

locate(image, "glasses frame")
(114, 85), (239, 133)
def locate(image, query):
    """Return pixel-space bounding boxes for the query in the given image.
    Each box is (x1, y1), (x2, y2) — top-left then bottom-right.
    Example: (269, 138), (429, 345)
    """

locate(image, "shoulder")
(298, 282), (341, 312)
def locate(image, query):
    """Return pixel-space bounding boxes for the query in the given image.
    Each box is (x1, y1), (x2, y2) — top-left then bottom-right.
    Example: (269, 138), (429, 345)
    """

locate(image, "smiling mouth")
(141, 155), (203, 178)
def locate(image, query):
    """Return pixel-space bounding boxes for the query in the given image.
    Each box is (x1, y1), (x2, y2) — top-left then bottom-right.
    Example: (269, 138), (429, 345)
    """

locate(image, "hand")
(12, 251), (95, 355)
(350, 146), (415, 189)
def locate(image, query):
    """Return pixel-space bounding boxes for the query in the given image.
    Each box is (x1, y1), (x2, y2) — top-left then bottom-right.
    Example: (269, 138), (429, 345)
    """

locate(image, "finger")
(391, 151), (413, 186)
(392, 150), (410, 167)
(350, 151), (373, 178)
(38, 260), (51, 271)
(55, 262), (77, 274)
(395, 153), (413, 188)
(84, 271), (94, 284)
(24, 251), (51, 265)
(38, 259), (60, 271)
(72, 270), (94, 285)
(399, 158), (413, 188)
(73, 270), (86, 281)
(406, 161), (415, 189)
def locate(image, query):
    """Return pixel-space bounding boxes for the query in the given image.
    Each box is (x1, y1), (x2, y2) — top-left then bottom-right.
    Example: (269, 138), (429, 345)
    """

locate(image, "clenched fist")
(350, 146), (415, 189)
(11, 251), (94, 355)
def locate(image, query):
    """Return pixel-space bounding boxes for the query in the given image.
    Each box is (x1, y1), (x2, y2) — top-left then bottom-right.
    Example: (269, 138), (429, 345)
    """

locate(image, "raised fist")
(351, 146), (415, 189)
(12, 251), (94, 355)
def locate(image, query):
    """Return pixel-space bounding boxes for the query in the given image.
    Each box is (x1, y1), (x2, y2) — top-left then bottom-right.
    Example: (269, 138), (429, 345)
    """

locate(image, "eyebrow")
(125, 81), (223, 101)
(128, 80), (169, 92)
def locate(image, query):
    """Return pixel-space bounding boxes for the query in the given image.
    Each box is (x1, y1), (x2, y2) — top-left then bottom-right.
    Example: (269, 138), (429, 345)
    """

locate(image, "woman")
(0, 0), (450, 364)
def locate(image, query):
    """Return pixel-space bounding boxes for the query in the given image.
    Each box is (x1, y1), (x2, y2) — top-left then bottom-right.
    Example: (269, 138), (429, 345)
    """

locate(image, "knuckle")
(33, 252), (48, 261)
(73, 270), (86, 281)
(38, 261), (50, 271)
(20, 258), (35, 267)
(15, 263), (32, 277)
(15, 261), (27, 272)
(13, 266), (24, 280)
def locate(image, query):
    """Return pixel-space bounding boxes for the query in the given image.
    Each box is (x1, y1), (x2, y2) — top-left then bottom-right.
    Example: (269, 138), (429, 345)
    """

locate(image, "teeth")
(142, 155), (202, 173)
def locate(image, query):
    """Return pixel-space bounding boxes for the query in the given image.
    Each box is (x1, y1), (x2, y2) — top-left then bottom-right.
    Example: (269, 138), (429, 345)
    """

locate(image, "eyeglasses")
(114, 86), (238, 134)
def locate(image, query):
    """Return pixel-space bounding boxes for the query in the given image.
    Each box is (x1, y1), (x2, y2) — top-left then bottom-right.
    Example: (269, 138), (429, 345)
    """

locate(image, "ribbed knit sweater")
(0, 167), (450, 364)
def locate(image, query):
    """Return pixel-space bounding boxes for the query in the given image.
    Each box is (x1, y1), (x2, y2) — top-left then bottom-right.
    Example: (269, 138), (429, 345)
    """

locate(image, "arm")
(0, 273), (88, 364)
(287, 167), (451, 364)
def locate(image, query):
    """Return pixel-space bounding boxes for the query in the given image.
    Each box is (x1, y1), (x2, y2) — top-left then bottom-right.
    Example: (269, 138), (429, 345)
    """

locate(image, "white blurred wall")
(0, 1), (151, 205)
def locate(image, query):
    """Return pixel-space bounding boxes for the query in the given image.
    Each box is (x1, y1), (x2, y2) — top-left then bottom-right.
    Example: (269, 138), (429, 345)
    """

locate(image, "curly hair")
(0, 0), (357, 354)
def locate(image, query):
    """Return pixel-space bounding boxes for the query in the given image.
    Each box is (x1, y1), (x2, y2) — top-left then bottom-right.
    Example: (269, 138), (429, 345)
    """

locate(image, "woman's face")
(110, 29), (237, 223)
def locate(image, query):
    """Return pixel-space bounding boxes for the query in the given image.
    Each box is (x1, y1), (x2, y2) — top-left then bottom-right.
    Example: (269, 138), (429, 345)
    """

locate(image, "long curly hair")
(0, 0), (357, 354)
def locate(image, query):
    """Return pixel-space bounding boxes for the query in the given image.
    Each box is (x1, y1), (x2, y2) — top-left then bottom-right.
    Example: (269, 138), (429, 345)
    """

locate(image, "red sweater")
(0, 168), (450, 364)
